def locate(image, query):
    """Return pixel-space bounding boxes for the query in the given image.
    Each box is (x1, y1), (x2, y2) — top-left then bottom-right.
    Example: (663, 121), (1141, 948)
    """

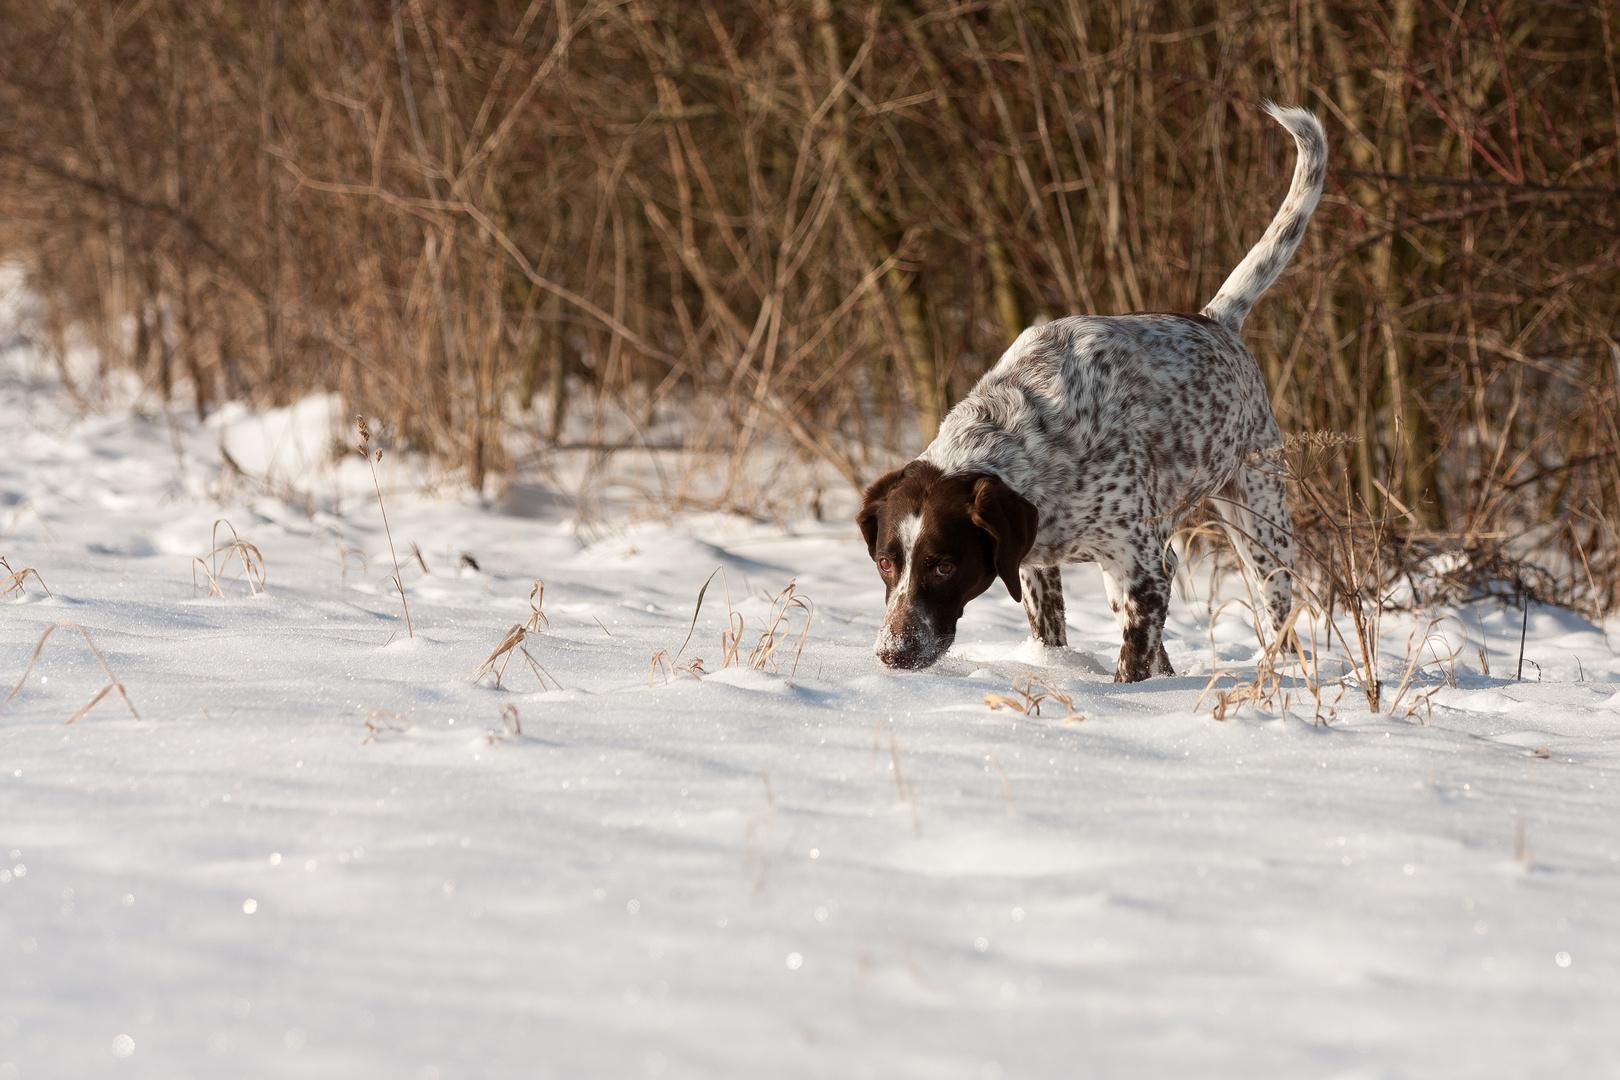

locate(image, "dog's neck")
(918, 381), (1052, 503)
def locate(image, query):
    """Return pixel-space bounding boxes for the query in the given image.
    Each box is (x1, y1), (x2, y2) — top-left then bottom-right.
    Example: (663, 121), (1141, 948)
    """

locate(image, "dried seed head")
(374, 448), (383, 463)
(356, 415), (369, 440)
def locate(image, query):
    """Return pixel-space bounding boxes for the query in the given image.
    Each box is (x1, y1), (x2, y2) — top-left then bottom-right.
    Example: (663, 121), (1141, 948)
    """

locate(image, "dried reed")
(746, 581), (813, 677)
(469, 580), (561, 691)
(360, 708), (410, 744)
(871, 720), (920, 835)
(1383, 614), (1464, 723)
(1197, 595), (1344, 725)
(338, 541), (368, 592)
(357, 416), (411, 638)
(648, 566), (721, 686)
(190, 519), (265, 597)
(0, 620), (140, 724)
(0, 557), (52, 601)
(648, 568), (815, 684)
(985, 671), (1083, 722)
(486, 703), (522, 745)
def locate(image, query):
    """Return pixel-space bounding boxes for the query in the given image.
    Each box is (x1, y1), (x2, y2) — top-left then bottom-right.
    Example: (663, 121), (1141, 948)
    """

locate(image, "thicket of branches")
(1, 1), (1616, 610)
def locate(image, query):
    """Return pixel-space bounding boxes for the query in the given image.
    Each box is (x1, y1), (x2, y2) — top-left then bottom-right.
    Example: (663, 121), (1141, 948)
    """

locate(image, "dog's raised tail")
(1200, 103), (1327, 332)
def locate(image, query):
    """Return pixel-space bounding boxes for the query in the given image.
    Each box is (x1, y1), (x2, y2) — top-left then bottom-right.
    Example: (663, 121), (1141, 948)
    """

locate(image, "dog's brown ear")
(855, 467), (907, 558)
(970, 475), (1039, 601)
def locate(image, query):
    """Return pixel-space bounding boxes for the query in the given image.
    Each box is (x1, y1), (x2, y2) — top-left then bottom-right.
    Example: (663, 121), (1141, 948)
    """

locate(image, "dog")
(856, 103), (1326, 681)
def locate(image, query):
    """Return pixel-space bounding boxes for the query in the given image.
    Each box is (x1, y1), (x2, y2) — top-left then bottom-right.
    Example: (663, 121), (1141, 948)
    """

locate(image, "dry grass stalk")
(1197, 594), (1343, 725)
(360, 708), (410, 744)
(0, 557), (52, 601)
(313, 526), (369, 592)
(704, 564), (747, 668)
(746, 580), (813, 676)
(338, 542), (368, 592)
(486, 703), (522, 745)
(1258, 429), (1574, 714)
(646, 568), (814, 685)
(649, 567), (722, 686)
(1384, 614), (1463, 724)
(718, 607), (746, 669)
(648, 649), (708, 686)
(1284, 439), (1472, 715)
(985, 671), (1082, 722)
(469, 580), (561, 691)
(521, 580), (549, 635)
(1197, 584), (1459, 724)
(0, 620), (140, 724)
(1292, 464), (1392, 712)
(1224, 437), (1398, 713)
(190, 519), (265, 597)
(987, 749), (1015, 812)
(871, 720), (920, 835)
(357, 416), (411, 638)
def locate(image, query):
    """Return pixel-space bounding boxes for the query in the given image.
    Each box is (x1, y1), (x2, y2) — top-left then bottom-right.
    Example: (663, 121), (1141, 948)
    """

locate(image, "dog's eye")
(933, 563), (955, 579)
(877, 557), (893, 574)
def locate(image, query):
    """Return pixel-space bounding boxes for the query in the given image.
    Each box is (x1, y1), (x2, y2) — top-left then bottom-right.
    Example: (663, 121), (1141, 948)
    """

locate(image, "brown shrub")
(1, 1), (1614, 606)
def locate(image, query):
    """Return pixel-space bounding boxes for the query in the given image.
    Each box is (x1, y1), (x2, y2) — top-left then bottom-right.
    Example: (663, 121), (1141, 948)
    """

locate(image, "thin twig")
(357, 417), (412, 638)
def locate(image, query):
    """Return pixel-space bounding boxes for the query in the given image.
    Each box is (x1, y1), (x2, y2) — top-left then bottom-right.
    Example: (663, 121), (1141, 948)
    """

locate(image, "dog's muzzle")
(874, 615), (952, 670)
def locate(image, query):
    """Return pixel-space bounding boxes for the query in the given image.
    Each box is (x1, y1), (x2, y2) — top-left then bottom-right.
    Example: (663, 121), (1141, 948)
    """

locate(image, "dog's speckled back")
(920, 312), (1278, 566)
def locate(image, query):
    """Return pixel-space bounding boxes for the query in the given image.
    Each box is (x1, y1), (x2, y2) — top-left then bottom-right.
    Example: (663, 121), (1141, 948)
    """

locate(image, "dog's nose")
(876, 646), (921, 670)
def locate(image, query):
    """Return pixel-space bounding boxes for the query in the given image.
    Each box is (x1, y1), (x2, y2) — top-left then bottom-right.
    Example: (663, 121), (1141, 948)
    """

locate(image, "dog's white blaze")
(875, 512), (944, 663)
(893, 513), (921, 599)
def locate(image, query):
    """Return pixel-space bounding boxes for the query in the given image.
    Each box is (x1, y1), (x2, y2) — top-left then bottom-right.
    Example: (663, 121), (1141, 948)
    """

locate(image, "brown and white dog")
(857, 104), (1326, 681)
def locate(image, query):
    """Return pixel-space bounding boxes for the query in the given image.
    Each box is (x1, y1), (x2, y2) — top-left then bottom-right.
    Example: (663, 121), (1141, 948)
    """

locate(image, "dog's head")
(855, 461), (1038, 670)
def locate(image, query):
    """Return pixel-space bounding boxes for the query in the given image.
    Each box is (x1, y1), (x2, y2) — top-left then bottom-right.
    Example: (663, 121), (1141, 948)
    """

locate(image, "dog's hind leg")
(1212, 462), (1296, 639)
(1018, 565), (1068, 647)
(1100, 539), (1176, 682)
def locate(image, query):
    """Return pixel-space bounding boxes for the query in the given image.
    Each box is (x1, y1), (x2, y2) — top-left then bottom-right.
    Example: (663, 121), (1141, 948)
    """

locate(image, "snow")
(4, 289), (1620, 1077)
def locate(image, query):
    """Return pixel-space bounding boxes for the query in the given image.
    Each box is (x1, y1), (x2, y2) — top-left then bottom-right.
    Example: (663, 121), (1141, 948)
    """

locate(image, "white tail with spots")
(1201, 103), (1328, 332)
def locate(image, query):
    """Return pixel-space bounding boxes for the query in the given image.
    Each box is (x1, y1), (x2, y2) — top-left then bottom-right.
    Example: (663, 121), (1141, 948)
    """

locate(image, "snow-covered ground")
(4, 312), (1620, 1079)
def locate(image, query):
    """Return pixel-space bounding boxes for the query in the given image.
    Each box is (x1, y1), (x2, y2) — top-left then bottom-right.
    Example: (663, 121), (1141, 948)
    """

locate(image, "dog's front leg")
(1102, 546), (1175, 682)
(1018, 565), (1067, 647)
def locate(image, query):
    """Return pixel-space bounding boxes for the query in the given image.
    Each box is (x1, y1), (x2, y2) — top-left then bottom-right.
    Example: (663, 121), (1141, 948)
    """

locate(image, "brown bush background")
(1, 1), (1616, 608)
